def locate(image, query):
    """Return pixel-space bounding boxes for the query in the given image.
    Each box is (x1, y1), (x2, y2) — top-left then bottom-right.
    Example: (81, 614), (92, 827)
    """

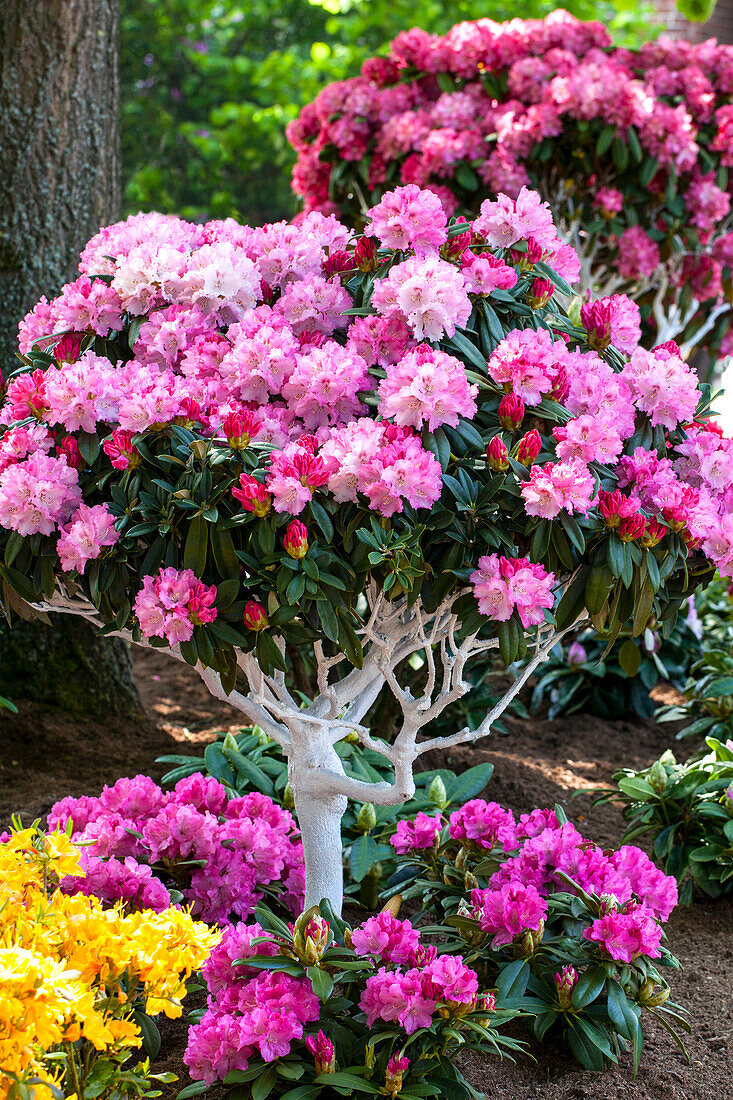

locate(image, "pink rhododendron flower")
(0, 452), (81, 536)
(470, 882), (548, 947)
(583, 904), (664, 962)
(366, 184), (448, 253)
(134, 567), (217, 644)
(470, 554), (555, 626)
(390, 811), (443, 854)
(488, 328), (569, 405)
(620, 345), (699, 429)
(56, 502), (120, 573)
(371, 253), (472, 340)
(449, 799), (517, 850)
(351, 913), (421, 966)
(474, 187), (557, 250)
(521, 459), (596, 519)
(379, 345), (477, 430)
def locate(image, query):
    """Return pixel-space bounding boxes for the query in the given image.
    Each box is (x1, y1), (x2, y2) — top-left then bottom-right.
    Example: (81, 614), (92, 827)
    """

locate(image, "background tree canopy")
(120, 0), (657, 226)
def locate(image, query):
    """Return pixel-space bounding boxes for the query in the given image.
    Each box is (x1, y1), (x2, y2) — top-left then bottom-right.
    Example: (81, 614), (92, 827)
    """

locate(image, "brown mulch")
(0, 650), (730, 1098)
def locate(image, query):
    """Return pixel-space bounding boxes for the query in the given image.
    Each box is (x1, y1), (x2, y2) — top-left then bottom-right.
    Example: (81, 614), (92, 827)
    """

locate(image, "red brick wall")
(654, 0), (733, 43)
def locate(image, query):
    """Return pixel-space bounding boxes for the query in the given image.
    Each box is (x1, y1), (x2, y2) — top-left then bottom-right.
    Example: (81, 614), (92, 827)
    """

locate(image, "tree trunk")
(0, 617), (141, 718)
(289, 733), (349, 914)
(0, 1), (139, 717)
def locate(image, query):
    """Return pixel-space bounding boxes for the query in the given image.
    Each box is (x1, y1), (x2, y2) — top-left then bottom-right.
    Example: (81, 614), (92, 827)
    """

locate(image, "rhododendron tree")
(288, 10), (733, 359)
(1, 185), (727, 914)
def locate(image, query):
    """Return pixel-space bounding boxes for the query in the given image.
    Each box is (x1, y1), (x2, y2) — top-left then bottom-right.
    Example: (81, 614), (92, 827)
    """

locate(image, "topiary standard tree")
(287, 10), (733, 361)
(1, 185), (729, 912)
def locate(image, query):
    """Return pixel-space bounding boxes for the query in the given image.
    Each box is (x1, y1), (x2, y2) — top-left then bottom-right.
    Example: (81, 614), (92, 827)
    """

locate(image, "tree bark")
(0, 1), (140, 717)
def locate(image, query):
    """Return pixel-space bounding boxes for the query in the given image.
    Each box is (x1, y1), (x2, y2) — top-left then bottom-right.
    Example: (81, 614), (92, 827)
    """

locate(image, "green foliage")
(159, 730), (494, 907)
(676, 0), (717, 22)
(597, 739), (733, 903)
(120, 0), (657, 224)
(529, 612), (702, 721)
(655, 579), (733, 742)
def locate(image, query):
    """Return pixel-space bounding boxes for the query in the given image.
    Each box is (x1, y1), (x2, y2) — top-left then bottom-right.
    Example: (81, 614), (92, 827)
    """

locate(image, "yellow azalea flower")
(42, 832), (85, 878)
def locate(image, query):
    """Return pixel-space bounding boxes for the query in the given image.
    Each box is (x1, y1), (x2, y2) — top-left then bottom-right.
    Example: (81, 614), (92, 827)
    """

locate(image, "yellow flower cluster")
(0, 826), (219, 1100)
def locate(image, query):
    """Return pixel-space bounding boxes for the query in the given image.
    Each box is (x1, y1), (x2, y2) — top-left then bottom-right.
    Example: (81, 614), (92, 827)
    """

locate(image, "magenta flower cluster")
(185, 922), (321, 1083)
(185, 913), (484, 1084)
(48, 774), (305, 923)
(391, 800), (677, 963)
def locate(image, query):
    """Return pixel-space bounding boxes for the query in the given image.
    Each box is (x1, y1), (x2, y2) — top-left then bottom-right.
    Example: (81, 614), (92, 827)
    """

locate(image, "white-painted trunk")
(288, 732), (349, 914)
(293, 784), (348, 914)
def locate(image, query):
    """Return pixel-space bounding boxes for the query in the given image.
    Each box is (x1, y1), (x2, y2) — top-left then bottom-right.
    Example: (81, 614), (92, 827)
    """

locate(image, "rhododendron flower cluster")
(390, 800), (678, 957)
(470, 555), (555, 626)
(48, 774), (304, 923)
(289, 11), (733, 356)
(134, 567), (218, 644)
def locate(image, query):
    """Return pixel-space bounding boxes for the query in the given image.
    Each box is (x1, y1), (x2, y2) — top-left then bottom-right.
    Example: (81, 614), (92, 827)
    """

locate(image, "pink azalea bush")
(288, 10), (733, 356)
(48, 774), (304, 923)
(387, 799), (685, 1070)
(183, 907), (521, 1099)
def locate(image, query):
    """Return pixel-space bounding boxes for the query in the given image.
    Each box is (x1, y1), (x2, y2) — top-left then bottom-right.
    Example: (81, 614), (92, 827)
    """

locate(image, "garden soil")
(1, 652), (731, 1099)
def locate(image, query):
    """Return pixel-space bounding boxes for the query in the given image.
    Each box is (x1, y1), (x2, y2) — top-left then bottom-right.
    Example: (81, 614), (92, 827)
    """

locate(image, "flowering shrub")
(385, 800), (687, 1071)
(528, 604), (702, 720)
(0, 824), (217, 1100)
(183, 903), (522, 1100)
(288, 10), (733, 356)
(655, 586), (733, 744)
(47, 773), (304, 923)
(598, 737), (733, 904)
(160, 728), (495, 906)
(1, 182), (727, 913)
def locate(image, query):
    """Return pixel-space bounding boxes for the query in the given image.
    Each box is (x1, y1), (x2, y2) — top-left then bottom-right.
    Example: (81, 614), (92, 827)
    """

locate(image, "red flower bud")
(223, 408), (261, 450)
(322, 249), (354, 277)
(243, 600), (268, 631)
(497, 393), (525, 431)
(580, 301), (612, 351)
(652, 339), (682, 357)
(102, 429), (141, 471)
(509, 237), (543, 269)
(486, 436), (509, 471)
(259, 280), (274, 304)
(549, 364), (569, 403)
(442, 216), (472, 259)
(284, 519), (308, 559)
(54, 334), (83, 364)
(232, 473), (271, 517)
(297, 329), (325, 348)
(527, 277), (554, 309)
(178, 397), (201, 426)
(58, 437), (84, 469)
(618, 514), (646, 542)
(516, 428), (542, 465)
(598, 489), (634, 528)
(354, 235), (379, 271)
(641, 519), (667, 548)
